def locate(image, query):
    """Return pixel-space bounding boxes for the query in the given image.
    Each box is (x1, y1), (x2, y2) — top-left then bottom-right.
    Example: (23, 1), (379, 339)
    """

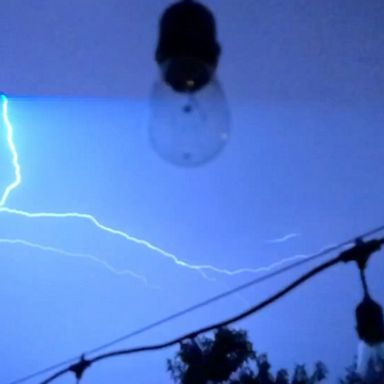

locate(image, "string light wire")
(39, 236), (384, 384)
(8, 224), (384, 384)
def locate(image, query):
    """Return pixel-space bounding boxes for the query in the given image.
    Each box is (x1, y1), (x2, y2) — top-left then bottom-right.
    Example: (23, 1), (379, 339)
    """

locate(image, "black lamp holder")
(155, 0), (221, 92)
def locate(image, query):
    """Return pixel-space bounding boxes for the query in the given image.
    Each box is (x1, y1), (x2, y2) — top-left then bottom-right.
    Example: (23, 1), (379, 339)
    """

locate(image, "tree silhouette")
(167, 328), (254, 384)
(167, 327), (327, 384)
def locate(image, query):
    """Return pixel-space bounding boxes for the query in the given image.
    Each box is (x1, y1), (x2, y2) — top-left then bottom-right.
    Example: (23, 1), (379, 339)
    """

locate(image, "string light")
(38, 238), (384, 383)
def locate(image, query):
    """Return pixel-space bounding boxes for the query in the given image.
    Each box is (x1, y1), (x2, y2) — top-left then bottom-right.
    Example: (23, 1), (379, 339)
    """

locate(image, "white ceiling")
(0, 0), (383, 102)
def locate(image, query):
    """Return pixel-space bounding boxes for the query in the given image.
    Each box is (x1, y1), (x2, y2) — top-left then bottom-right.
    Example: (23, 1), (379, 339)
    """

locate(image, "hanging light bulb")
(149, 0), (230, 167)
(355, 269), (384, 383)
(149, 74), (230, 167)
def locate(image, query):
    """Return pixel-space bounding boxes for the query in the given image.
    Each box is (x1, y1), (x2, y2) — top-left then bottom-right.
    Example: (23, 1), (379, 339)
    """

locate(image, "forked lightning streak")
(0, 95), (315, 282)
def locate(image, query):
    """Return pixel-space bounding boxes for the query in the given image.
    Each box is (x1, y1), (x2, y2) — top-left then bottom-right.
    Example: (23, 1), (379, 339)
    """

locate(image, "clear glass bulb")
(148, 75), (230, 167)
(357, 341), (384, 383)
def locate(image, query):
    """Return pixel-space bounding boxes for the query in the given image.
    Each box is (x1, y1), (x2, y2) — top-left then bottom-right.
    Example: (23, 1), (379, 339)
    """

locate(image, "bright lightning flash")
(0, 95), (320, 282)
(0, 94), (21, 206)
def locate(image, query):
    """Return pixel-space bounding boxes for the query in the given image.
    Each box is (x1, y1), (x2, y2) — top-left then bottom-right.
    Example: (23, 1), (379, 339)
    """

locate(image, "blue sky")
(0, 95), (383, 383)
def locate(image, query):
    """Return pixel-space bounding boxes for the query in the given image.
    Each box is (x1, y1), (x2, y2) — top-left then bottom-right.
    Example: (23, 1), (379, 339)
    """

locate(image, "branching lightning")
(0, 206), (318, 276)
(0, 238), (149, 284)
(0, 95), (325, 281)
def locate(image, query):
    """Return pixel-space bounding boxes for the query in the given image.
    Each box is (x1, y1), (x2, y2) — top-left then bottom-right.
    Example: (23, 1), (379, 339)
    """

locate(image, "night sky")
(0, 1), (383, 383)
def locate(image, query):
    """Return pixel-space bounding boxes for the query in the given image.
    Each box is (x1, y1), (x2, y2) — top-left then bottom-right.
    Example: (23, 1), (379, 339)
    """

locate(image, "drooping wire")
(359, 268), (370, 297)
(7, 244), (341, 384)
(8, 223), (384, 384)
(85, 244), (342, 355)
(40, 236), (384, 384)
(40, 256), (343, 383)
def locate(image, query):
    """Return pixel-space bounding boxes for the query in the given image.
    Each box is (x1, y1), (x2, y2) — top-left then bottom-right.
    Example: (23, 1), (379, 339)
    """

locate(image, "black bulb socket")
(155, 0), (221, 92)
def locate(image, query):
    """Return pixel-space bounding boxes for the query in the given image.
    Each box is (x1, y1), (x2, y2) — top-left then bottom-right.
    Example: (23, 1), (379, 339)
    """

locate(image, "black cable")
(9, 224), (384, 384)
(40, 236), (384, 384)
(84, 223), (380, 353)
(360, 269), (370, 296)
(8, 357), (80, 384)
(86, 243), (340, 355)
(8, 243), (340, 384)
(40, 253), (344, 384)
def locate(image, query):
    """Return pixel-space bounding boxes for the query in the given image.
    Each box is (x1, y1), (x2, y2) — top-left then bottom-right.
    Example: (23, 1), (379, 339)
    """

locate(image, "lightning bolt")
(0, 238), (149, 284)
(0, 94), (21, 206)
(0, 206), (326, 276)
(0, 206), (249, 275)
(0, 95), (329, 282)
(266, 233), (301, 244)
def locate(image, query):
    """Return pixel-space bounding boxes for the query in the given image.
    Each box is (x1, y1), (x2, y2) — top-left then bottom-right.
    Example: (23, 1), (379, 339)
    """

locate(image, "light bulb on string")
(149, 0), (230, 167)
(149, 69), (230, 167)
(355, 267), (384, 384)
(356, 295), (384, 383)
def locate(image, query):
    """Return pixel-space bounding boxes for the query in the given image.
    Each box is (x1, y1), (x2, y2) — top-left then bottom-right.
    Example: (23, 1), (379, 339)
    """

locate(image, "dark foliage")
(168, 328), (254, 384)
(167, 327), (327, 384)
